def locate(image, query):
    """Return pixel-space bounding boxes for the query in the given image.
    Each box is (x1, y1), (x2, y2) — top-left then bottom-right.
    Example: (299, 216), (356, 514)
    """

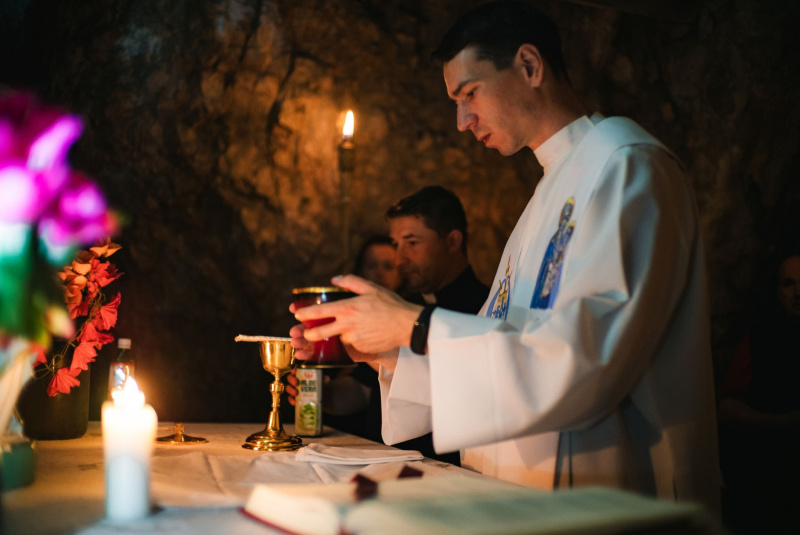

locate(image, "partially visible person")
(379, 186), (490, 464)
(353, 235), (403, 294)
(718, 252), (800, 534)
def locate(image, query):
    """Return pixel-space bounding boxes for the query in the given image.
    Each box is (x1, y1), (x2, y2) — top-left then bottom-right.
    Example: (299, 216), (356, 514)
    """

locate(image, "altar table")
(1, 422), (474, 535)
(2, 422), (722, 535)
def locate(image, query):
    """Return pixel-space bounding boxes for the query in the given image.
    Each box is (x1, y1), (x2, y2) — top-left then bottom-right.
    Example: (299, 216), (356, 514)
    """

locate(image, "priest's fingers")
(285, 370), (299, 405)
(289, 323), (308, 341)
(286, 369), (299, 386)
(343, 345), (399, 373)
(293, 347), (315, 361)
(289, 323), (314, 361)
(330, 274), (382, 295)
(293, 301), (343, 323)
(342, 343), (379, 363)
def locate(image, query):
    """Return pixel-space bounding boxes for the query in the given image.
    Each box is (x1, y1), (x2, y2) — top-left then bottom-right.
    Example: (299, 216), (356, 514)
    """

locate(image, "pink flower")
(0, 91), (115, 245)
(0, 164), (46, 222)
(0, 92), (83, 225)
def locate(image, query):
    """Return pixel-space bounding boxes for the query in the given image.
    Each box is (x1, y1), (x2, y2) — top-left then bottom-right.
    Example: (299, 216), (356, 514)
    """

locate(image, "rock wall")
(2, 0), (798, 421)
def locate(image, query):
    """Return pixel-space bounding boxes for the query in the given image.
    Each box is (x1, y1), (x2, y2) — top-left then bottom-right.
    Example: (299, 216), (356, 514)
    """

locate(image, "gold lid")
(292, 286), (350, 294)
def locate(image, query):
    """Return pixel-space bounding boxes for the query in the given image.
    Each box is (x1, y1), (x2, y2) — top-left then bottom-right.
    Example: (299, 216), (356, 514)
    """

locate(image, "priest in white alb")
(291, 0), (721, 515)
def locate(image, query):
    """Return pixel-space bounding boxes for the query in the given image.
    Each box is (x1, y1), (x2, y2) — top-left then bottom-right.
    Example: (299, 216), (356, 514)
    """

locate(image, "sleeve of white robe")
(382, 144), (699, 452)
(378, 347), (435, 445)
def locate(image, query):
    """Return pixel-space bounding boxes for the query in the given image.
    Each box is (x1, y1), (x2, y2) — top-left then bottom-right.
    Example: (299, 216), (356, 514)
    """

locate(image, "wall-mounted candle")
(102, 376), (158, 522)
(339, 110), (355, 172)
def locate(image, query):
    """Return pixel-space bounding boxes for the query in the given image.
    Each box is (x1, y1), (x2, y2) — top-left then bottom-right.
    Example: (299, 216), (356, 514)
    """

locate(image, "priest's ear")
(516, 44), (544, 88)
(446, 229), (464, 255)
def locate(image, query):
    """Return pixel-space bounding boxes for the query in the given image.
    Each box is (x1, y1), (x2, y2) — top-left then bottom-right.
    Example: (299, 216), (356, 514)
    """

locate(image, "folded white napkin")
(295, 443), (423, 465)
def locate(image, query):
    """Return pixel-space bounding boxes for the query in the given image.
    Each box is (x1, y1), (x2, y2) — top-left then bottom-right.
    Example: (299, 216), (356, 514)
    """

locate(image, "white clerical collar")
(533, 114), (602, 173)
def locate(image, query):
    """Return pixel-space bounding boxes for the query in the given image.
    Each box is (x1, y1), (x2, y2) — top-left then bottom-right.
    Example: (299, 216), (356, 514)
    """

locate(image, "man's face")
(777, 255), (800, 318)
(389, 215), (450, 294)
(443, 46), (536, 155)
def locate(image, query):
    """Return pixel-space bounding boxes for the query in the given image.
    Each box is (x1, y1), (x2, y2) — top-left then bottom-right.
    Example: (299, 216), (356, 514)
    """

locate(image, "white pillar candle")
(101, 377), (158, 522)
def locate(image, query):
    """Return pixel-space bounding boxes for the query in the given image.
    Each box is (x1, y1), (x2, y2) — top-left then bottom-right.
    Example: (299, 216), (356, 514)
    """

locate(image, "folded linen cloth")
(296, 443), (423, 465)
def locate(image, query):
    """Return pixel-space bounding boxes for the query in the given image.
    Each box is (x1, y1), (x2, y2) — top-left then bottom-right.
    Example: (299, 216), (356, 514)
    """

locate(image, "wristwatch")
(410, 304), (437, 355)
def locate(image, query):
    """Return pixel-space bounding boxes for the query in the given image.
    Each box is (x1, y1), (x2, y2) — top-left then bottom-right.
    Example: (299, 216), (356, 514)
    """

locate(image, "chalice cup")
(241, 337), (302, 451)
(293, 286), (357, 367)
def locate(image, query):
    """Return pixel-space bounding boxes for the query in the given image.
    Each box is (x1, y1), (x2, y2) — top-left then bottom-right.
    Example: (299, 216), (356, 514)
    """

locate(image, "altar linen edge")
(294, 443), (423, 465)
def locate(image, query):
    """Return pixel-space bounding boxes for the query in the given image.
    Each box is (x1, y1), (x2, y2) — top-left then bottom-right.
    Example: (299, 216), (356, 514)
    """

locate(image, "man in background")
(289, 186), (489, 465)
(378, 185), (489, 463)
(388, 185), (488, 315)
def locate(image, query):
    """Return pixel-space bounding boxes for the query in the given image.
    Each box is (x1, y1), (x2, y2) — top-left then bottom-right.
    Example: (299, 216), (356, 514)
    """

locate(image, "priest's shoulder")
(592, 116), (683, 169)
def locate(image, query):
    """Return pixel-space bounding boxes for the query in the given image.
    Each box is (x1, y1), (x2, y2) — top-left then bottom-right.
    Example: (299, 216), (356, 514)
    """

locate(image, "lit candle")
(101, 377), (158, 522)
(342, 110), (354, 142)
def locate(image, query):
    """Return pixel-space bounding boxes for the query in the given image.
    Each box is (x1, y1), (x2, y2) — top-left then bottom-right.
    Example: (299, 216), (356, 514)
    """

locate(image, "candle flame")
(342, 110), (354, 140)
(112, 376), (145, 409)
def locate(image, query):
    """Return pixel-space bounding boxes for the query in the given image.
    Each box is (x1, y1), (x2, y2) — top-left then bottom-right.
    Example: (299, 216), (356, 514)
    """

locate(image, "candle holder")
(156, 423), (207, 444)
(338, 138), (355, 172)
(235, 336), (302, 451)
(339, 110), (355, 265)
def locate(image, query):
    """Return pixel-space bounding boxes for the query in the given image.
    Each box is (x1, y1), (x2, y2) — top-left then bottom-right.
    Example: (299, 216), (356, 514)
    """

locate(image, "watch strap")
(410, 304), (436, 355)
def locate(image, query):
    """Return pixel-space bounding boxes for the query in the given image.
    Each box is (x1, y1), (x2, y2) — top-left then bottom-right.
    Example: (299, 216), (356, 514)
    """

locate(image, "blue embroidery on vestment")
(487, 257), (512, 320)
(531, 198), (576, 310)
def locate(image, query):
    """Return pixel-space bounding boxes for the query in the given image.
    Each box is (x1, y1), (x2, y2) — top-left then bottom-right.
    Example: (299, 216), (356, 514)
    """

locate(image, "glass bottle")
(108, 338), (134, 399)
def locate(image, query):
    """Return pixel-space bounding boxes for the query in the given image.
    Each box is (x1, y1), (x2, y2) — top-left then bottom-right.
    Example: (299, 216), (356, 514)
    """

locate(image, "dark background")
(2, 0), (799, 423)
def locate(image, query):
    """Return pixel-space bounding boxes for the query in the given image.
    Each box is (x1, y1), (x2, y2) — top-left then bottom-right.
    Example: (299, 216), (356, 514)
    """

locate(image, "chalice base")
(243, 428), (302, 451)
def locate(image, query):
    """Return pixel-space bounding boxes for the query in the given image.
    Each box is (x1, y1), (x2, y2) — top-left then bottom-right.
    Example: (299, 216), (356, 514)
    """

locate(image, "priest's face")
(443, 46), (536, 155)
(389, 215), (450, 294)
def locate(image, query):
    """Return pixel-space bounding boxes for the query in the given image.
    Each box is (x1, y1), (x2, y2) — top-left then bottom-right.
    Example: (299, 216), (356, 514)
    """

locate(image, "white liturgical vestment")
(379, 115), (721, 513)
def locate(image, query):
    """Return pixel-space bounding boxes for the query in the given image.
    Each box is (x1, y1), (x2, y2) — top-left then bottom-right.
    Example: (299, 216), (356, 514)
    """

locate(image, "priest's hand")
(293, 274), (421, 358)
(344, 344), (400, 373)
(288, 321), (315, 361)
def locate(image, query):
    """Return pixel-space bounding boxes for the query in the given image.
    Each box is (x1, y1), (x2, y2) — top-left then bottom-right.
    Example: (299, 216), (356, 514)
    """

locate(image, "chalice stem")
(267, 376), (285, 435)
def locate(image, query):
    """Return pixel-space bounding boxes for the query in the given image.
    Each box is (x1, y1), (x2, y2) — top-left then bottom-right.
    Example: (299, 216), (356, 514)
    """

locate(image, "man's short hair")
(431, 1), (567, 79)
(385, 186), (469, 251)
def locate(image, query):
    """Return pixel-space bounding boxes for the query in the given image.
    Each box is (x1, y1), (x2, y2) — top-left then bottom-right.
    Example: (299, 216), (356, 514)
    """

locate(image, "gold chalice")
(235, 335), (302, 451)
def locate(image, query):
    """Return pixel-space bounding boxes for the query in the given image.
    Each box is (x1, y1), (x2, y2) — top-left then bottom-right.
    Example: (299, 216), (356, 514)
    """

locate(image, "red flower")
(34, 344), (47, 366)
(47, 367), (81, 396)
(42, 239), (123, 396)
(92, 292), (121, 331)
(78, 321), (114, 349)
(69, 341), (97, 372)
(89, 238), (122, 259)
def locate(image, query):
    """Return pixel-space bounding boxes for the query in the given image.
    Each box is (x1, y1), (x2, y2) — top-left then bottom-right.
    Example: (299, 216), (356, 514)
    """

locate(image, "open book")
(242, 474), (713, 535)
